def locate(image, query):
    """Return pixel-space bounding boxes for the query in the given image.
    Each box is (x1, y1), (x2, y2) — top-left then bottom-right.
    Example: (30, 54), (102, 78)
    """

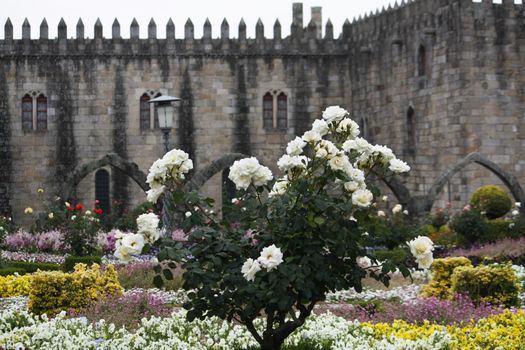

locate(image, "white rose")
(515, 202), (521, 208)
(403, 209), (409, 215)
(342, 137), (372, 153)
(277, 154), (308, 172)
(322, 106), (348, 124)
(344, 181), (362, 192)
(336, 118), (360, 138)
(352, 189), (373, 208)
(382, 195), (388, 201)
(269, 178), (289, 197)
(346, 167), (365, 183)
(392, 204), (402, 214)
(229, 157), (273, 190)
(512, 209), (519, 216)
(114, 245), (132, 263)
(286, 137), (307, 156)
(146, 185), (165, 204)
(121, 233), (145, 255)
(137, 213), (160, 233)
(328, 153), (351, 172)
(185, 211), (192, 218)
(388, 158), (411, 173)
(311, 119), (329, 136)
(372, 145), (395, 163)
(407, 236), (434, 257)
(302, 130), (322, 143)
(241, 258), (261, 282)
(415, 252), (434, 270)
(315, 140), (338, 159)
(258, 244), (284, 271)
(377, 210), (385, 217)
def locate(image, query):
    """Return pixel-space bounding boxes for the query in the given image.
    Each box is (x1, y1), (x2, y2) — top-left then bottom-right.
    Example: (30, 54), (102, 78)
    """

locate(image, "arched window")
(140, 94), (150, 130)
(263, 92), (273, 129)
(417, 45), (426, 77)
(406, 106), (416, 153)
(36, 94), (47, 130)
(21, 94), (33, 131)
(95, 169), (110, 214)
(277, 92), (288, 129)
(153, 92), (162, 129)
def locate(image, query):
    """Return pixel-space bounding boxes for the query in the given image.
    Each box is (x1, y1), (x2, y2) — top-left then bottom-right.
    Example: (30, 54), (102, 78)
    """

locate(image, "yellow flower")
(37, 188), (44, 193)
(24, 207), (33, 214)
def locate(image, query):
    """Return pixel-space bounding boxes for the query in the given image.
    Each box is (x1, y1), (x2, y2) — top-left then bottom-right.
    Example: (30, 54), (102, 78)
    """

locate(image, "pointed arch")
(427, 152), (525, 210)
(62, 153), (147, 199)
(417, 44), (426, 77)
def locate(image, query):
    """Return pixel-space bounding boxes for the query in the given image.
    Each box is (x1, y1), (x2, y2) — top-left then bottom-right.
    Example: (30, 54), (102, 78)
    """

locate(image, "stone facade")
(1, 0), (525, 224)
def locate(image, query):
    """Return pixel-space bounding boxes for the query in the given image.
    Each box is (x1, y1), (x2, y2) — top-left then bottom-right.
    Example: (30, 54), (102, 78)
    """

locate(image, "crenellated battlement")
(1, 0), (523, 57)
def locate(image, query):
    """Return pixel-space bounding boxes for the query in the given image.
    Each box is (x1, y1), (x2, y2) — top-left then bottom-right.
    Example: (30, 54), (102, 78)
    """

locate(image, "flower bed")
(0, 309), (523, 349)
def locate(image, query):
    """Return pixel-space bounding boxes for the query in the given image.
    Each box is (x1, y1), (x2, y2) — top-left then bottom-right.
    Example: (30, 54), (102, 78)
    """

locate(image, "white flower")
(121, 233), (145, 255)
(114, 245), (132, 263)
(269, 178), (289, 197)
(137, 213), (160, 234)
(328, 153), (352, 172)
(85, 210), (92, 216)
(516, 202), (521, 208)
(346, 167), (365, 183)
(315, 140), (338, 159)
(277, 154), (308, 172)
(342, 137), (372, 153)
(258, 244), (284, 271)
(403, 209), (409, 215)
(302, 130), (321, 143)
(352, 189), (373, 208)
(512, 209), (519, 216)
(344, 181), (362, 192)
(286, 137), (307, 156)
(392, 204), (402, 214)
(372, 145), (395, 163)
(185, 211), (192, 218)
(229, 157), (273, 190)
(362, 231), (369, 235)
(48, 212), (54, 219)
(388, 158), (411, 173)
(336, 118), (360, 138)
(407, 236), (434, 269)
(311, 119), (329, 136)
(415, 252), (434, 270)
(146, 185), (165, 204)
(382, 195), (388, 201)
(241, 258), (261, 282)
(114, 229), (125, 239)
(377, 210), (385, 217)
(71, 215), (76, 221)
(322, 105), (348, 124)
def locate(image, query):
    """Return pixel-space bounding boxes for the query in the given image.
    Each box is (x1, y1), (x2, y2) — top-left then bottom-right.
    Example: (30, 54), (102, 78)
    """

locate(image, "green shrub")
(422, 257), (472, 299)
(374, 248), (408, 266)
(28, 263), (122, 315)
(450, 209), (488, 245)
(0, 267), (24, 277)
(451, 263), (520, 307)
(471, 185), (512, 219)
(63, 255), (102, 272)
(484, 219), (511, 242)
(7, 261), (61, 274)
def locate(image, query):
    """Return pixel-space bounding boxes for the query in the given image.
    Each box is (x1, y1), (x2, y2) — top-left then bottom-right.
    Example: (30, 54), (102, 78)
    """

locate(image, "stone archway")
(426, 152), (525, 213)
(185, 153), (248, 191)
(61, 153), (148, 199)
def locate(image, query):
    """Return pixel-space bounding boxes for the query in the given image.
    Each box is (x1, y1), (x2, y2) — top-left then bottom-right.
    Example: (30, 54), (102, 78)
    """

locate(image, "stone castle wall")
(0, 0), (524, 224)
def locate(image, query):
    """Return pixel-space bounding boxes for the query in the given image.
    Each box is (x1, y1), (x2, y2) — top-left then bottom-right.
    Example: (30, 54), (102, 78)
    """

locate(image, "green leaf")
(163, 268), (174, 280)
(153, 275), (164, 288)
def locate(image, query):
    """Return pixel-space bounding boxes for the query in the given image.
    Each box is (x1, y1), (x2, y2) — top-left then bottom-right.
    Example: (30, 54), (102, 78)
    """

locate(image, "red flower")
(75, 203), (84, 211)
(66, 207), (74, 212)
(93, 208), (103, 215)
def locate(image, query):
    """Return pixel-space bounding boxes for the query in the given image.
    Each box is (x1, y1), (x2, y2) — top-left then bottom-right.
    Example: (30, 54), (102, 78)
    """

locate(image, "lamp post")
(148, 95), (181, 153)
(148, 95), (182, 231)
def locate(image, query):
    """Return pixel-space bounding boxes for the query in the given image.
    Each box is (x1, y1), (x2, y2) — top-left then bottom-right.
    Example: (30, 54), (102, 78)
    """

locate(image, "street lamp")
(148, 95), (182, 153)
(148, 95), (182, 231)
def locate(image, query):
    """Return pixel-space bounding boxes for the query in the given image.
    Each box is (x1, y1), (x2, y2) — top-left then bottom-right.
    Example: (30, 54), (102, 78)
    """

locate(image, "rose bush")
(117, 106), (430, 349)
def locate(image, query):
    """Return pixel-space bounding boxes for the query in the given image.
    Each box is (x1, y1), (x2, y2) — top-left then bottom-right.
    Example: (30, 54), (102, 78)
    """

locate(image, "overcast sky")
(0, 0), (402, 39)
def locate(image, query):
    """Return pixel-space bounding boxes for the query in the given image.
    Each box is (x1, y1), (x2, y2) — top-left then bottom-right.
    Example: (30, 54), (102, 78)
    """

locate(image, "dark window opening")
(406, 106), (416, 154)
(21, 94), (33, 131)
(222, 169), (237, 218)
(36, 94), (47, 130)
(277, 92), (287, 129)
(140, 94), (150, 130)
(417, 45), (426, 77)
(263, 92), (273, 129)
(95, 169), (111, 215)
